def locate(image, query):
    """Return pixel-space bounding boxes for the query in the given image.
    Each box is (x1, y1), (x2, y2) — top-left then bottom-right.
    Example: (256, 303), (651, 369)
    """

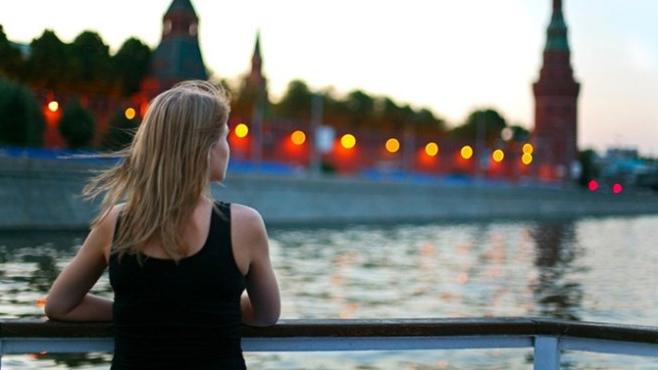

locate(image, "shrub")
(58, 99), (95, 148)
(0, 78), (45, 147)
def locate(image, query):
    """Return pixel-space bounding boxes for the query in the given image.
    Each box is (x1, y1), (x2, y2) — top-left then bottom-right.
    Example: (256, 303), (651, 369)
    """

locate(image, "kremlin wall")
(1, 0), (657, 229)
(1, 156), (658, 230)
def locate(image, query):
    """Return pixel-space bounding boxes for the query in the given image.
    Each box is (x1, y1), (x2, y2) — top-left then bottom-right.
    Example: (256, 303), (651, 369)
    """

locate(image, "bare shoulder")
(230, 203), (269, 253)
(96, 203), (126, 262)
(96, 203), (126, 234)
(230, 203), (265, 229)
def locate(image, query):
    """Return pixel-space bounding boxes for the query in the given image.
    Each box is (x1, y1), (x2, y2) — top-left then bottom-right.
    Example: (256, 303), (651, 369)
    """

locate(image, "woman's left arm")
(45, 212), (115, 322)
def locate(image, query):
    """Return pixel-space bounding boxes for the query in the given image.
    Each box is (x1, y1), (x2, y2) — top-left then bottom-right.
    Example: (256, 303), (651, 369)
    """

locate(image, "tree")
(101, 109), (139, 150)
(273, 80), (312, 120)
(577, 149), (600, 187)
(112, 38), (152, 96)
(413, 108), (446, 134)
(58, 100), (95, 148)
(24, 30), (71, 91)
(0, 25), (22, 79)
(449, 108), (507, 144)
(507, 125), (530, 142)
(345, 90), (374, 127)
(69, 31), (113, 94)
(0, 79), (45, 147)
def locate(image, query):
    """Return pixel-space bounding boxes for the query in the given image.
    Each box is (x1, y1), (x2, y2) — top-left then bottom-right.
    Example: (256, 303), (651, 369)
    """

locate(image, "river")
(1, 215), (657, 369)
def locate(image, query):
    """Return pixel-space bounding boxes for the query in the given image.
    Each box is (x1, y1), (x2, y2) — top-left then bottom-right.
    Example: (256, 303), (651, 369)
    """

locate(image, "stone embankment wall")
(1, 158), (657, 230)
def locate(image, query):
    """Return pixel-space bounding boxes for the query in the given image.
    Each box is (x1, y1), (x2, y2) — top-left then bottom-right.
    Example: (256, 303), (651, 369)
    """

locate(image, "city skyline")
(1, 0), (657, 155)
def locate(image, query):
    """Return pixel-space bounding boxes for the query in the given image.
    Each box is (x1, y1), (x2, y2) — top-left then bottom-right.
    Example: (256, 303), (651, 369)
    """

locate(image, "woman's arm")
(45, 209), (116, 322)
(233, 205), (280, 327)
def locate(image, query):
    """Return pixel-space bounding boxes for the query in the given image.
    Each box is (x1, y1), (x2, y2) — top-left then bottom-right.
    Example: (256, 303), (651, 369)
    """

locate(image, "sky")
(1, 0), (657, 155)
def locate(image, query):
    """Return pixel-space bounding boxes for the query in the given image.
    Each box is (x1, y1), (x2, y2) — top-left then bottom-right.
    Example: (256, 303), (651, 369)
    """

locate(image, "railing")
(1, 317), (657, 369)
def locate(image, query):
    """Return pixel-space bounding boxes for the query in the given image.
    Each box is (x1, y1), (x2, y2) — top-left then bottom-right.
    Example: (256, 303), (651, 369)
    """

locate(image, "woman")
(44, 80), (280, 369)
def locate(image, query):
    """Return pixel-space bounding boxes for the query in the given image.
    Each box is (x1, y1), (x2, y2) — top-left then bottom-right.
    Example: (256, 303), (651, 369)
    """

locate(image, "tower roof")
(252, 31), (262, 60)
(545, 0), (569, 51)
(165, 0), (197, 18)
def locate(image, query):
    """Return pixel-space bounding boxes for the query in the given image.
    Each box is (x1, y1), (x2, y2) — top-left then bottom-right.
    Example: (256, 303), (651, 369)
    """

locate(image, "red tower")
(140, 0), (208, 100)
(247, 32), (267, 91)
(532, 0), (580, 180)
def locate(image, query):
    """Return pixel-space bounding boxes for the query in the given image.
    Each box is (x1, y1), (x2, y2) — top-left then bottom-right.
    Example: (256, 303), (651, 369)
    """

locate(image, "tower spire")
(532, 0), (580, 181)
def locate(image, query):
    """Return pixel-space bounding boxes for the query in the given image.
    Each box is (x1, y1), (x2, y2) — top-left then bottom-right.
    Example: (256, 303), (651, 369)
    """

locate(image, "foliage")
(0, 25), (22, 78)
(449, 109), (507, 144)
(23, 30), (71, 91)
(58, 99), (95, 148)
(113, 38), (152, 96)
(101, 109), (139, 150)
(0, 78), (45, 146)
(69, 31), (114, 94)
(273, 80), (312, 120)
(577, 149), (600, 187)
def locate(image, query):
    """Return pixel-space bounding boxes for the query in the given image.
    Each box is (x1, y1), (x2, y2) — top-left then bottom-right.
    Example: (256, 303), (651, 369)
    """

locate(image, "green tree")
(69, 31), (113, 94)
(0, 79), (45, 146)
(577, 149), (600, 187)
(58, 100), (95, 148)
(273, 80), (312, 120)
(344, 90), (374, 127)
(0, 25), (23, 79)
(24, 30), (71, 91)
(413, 108), (446, 134)
(449, 108), (507, 144)
(508, 124), (530, 142)
(101, 109), (139, 150)
(112, 38), (152, 96)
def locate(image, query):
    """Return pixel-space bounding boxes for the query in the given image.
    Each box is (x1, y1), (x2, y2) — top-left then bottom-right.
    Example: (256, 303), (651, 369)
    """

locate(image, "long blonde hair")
(84, 80), (231, 265)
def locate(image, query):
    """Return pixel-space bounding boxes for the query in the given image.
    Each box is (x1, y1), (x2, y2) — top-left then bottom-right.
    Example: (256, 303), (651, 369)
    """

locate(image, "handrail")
(1, 317), (657, 370)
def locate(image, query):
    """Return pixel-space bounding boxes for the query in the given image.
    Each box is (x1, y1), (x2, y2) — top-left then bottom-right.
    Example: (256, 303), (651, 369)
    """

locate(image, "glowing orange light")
(521, 153), (533, 165)
(47, 101), (59, 112)
(340, 134), (356, 149)
(234, 123), (249, 138)
(35, 297), (46, 308)
(522, 143), (534, 154)
(612, 183), (623, 194)
(385, 138), (400, 153)
(424, 142), (439, 157)
(124, 107), (136, 120)
(460, 145), (473, 159)
(492, 149), (504, 162)
(588, 180), (599, 192)
(290, 130), (306, 145)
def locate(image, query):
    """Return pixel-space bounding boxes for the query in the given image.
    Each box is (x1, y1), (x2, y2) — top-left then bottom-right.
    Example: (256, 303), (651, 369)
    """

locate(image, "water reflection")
(530, 222), (584, 320)
(1, 216), (657, 369)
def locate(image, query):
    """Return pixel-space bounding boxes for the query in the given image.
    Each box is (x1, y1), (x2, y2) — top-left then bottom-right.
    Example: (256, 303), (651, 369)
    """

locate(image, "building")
(532, 0), (580, 181)
(139, 0), (208, 101)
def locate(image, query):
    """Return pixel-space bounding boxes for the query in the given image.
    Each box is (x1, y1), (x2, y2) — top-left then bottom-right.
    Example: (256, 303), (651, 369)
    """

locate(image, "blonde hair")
(84, 80), (231, 265)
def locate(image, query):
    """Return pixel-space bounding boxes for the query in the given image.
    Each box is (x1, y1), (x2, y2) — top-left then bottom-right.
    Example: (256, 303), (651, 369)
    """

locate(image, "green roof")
(544, 7), (570, 51)
(165, 0), (197, 18)
(151, 36), (207, 81)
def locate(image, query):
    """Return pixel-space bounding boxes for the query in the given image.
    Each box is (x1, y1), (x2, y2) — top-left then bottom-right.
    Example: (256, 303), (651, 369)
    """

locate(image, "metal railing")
(1, 317), (657, 369)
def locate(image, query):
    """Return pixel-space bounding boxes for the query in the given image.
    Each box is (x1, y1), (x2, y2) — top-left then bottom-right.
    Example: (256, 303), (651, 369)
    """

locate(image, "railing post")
(534, 336), (560, 370)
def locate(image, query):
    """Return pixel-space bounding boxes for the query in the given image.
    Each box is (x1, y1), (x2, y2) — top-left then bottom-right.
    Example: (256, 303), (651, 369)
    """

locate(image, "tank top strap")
(213, 200), (232, 244)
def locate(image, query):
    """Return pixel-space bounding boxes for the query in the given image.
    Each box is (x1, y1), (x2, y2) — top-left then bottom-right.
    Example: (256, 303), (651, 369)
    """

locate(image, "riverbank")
(1, 157), (657, 230)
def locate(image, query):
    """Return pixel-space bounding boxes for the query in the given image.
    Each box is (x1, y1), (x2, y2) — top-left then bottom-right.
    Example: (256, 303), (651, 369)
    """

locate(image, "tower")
(141, 0), (208, 99)
(246, 32), (267, 93)
(532, 0), (580, 180)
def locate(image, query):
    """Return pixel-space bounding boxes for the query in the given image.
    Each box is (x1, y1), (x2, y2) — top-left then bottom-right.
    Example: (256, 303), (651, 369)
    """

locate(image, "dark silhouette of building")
(247, 32), (267, 93)
(532, 0), (580, 180)
(140, 0), (208, 100)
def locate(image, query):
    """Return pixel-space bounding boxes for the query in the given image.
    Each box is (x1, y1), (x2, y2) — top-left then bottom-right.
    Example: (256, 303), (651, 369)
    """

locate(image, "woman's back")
(109, 201), (247, 369)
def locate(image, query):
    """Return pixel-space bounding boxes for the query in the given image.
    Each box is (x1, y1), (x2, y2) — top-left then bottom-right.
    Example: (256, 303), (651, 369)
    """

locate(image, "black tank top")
(109, 201), (247, 370)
